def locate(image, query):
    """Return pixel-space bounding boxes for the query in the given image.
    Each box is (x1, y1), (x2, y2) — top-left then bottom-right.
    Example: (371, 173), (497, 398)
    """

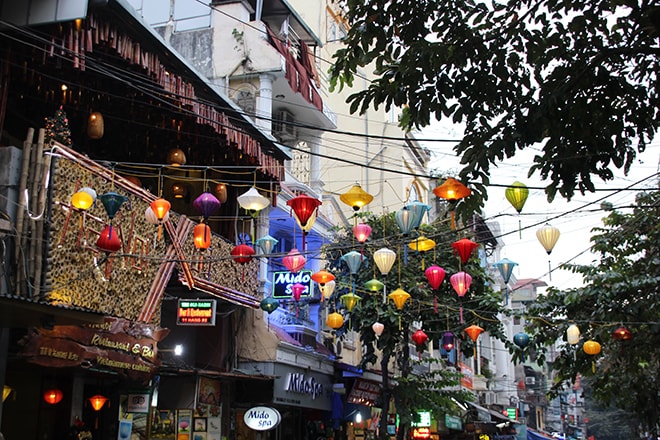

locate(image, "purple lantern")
(193, 192), (221, 220)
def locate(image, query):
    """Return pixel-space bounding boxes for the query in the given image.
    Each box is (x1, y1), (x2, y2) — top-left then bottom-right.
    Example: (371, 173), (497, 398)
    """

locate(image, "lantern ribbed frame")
(505, 181), (529, 213)
(536, 223), (561, 254)
(373, 248), (396, 275)
(340, 183), (373, 211)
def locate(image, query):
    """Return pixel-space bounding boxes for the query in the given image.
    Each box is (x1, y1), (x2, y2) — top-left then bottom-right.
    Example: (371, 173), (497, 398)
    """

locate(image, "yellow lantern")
(71, 190), (94, 210)
(536, 223), (560, 254)
(326, 312), (344, 330)
(583, 340), (601, 355)
(87, 112), (104, 139)
(505, 181), (529, 213)
(340, 183), (373, 211)
(341, 293), (361, 312)
(388, 288), (410, 310)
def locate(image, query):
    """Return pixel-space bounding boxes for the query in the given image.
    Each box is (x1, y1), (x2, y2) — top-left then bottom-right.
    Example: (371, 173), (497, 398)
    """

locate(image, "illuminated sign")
(411, 411), (431, 427)
(272, 270), (313, 299)
(177, 300), (216, 326)
(412, 428), (431, 439)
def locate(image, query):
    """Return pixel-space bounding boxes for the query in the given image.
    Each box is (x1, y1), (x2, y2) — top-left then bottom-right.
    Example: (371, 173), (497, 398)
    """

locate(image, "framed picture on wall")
(193, 418), (207, 432)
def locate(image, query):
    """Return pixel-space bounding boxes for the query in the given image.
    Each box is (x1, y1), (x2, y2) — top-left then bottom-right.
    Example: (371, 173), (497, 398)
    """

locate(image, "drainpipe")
(257, 74), (273, 133)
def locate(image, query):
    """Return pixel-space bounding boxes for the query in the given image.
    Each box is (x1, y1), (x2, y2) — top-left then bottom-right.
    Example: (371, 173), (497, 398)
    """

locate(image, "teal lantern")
(494, 258), (518, 304)
(98, 192), (128, 220)
(341, 251), (365, 274)
(406, 200), (431, 230)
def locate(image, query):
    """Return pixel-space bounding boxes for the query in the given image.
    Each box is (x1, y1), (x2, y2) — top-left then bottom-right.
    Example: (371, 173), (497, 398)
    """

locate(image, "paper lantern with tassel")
(450, 271), (472, 322)
(583, 339), (601, 372)
(452, 238), (479, 265)
(96, 225), (121, 253)
(340, 183), (373, 211)
(352, 223), (372, 243)
(326, 312), (344, 330)
(341, 293), (361, 312)
(231, 244), (254, 264)
(255, 235), (278, 255)
(442, 332), (455, 351)
(194, 192), (221, 221)
(341, 251), (365, 274)
(319, 280), (335, 299)
(433, 177), (471, 229)
(98, 192), (127, 220)
(505, 181), (529, 237)
(193, 223), (211, 250)
(513, 332), (530, 361)
(282, 249), (306, 273)
(411, 329), (429, 359)
(464, 324), (484, 358)
(372, 322), (384, 337)
(43, 389), (63, 405)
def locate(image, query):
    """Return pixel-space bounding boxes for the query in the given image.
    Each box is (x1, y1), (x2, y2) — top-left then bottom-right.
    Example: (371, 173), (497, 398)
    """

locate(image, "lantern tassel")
(433, 296), (438, 314)
(518, 219), (522, 239)
(157, 224), (162, 240)
(451, 211), (456, 230)
(459, 306), (464, 324)
(592, 361), (596, 373)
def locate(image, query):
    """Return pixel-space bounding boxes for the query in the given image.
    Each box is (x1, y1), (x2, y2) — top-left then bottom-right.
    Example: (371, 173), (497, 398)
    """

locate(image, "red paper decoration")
(282, 249), (306, 273)
(231, 244), (254, 264)
(452, 238), (479, 264)
(96, 225), (121, 253)
(425, 265), (446, 290)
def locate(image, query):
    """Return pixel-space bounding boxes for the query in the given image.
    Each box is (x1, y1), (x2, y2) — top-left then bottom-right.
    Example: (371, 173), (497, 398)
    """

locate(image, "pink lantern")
(291, 283), (306, 302)
(450, 271), (472, 297)
(425, 265), (446, 290)
(282, 249), (306, 273)
(352, 223), (372, 243)
(372, 322), (384, 337)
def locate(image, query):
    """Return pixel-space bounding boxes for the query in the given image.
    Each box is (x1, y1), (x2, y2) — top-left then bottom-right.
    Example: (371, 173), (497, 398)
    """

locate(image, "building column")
(257, 74), (273, 134)
(308, 137), (323, 195)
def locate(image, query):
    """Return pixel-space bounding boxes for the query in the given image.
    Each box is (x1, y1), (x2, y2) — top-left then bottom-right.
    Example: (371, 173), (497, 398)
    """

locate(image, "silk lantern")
(612, 326), (632, 341)
(340, 183), (373, 211)
(537, 223), (560, 281)
(433, 177), (471, 229)
(341, 251), (365, 274)
(494, 258), (518, 304)
(442, 332), (455, 351)
(425, 265), (446, 314)
(231, 244), (254, 264)
(505, 181), (529, 237)
(566, 324), (580, 345)
(43, 389), (63, 404)
(214, 183), (228, 203)
(193, 223), (211, 250)
(87, 112), (104, 139)
(452, 238), (479, 265)
(409, 236), (435, 269)
(193, 192), (221, 221)
(352, 223), (372, 243)
(513, 332), (531, 361)
(255, 235), (278, 255)
(583, 339), (602, 372)
(166, 148), (186, 166)
(326, 312), (344, 330)
(312, 270), (335, 302)
(412, 329), (429, 359)
(96, 225), (121, 253)
(395, 206), (416, 236)
(260, 296), (279, 330)
(406, 199), (431, 230)
(98, 192), (127, 220)
(450, 271), (472, 322)
(364, 278), (385, 292)
(291, 283), (306, 316)
(237, 187), (270, 213)
(319, 280), (336, 299)
(372, 321), (384, 337)
(389, 288), (411, 330)
(287, 194), (321, 250)
(150, 197), (171, 240)
(341, 293), (361, 312)
(374, 247), (396, 304)
(282, 249), (306, 273)
(464, 324), (484, 358)
(71, 190), (94, 210)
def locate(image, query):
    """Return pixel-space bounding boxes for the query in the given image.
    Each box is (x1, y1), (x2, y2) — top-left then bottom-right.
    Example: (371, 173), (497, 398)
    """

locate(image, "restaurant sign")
(18, 316), (169, 379)
(177, 299), (216, 326)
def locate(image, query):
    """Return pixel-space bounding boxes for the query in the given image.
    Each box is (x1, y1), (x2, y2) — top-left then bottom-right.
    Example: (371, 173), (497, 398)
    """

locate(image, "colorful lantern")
(260, 296), (279, 314)
(291, 283), (306, 302)
(319, 280), (336, 299)
(412, 329), (429, 359)
(408, 236), (436, 253)
(514, 332), (531, 361)
(87, 112), (104, 139)
(282, 249), (306, 273)
(450, 272), (472, 297)
(452, 238), (479, 264)
(494, 258), (518, 304)
(255, 235), (278, 255)
(193, 223), (211, 250)
(364, 278), (385, 292)
(425, 265), (446, 290)
(373, 248), (396, 275)
(237, 187), (270, 213)
(287, 194), (321, 230)
(395, 206), (416, 236)
(193, 192), (221, 221)
(566, 324), (580, 345)
(583, 340), (601, 355)
(340, 183), (373, 211)
(341, 293), (361, 312)
(145, 206), (170, 225)
(98, 192), (127, 220)
(352, 223), (372, 243)
(166, 147), (186, 166)
(89, 394), (108, 411)
(311, 270), (335, 286)
(442, 332), (455, 351)
(388, 288), (411, 310)
(341, 251), (365, 274)
(505, 181), (529, 213)
(150, 198), (171, 222)
(171, 183), (187, 199)
(214, 183), (228, 203)
(71, 190), (94, 210)
(612, 326), (632, 341)
(536, 223), (560, 254)
(372, 322), (384, 337)
(406, 199), (431, 230)
(433, 177), (471, 229)
(231, 244), (254, 264)
(43, 389), (63, 405)
(326, 312), (344, 330)
(464, 324), (484, 358)
(96, 225), (121, 253)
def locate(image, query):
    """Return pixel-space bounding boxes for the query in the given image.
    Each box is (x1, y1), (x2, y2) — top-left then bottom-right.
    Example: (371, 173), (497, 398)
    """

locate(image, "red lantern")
(96, 225), (121, 253)
(287, 194), (321, 230)
(612, 326), (632, 341)
(43, 389), (63, 405)
(193, 223), (211, 250)
(282, 248), (306, 273)
(452, 238), (479, 264)
(425, 265), (446, 290)
(291, 283), (306, 302)
(231, 244), (254, 264)
(412, 329), (429, 346)
(352, 223), (372, 243)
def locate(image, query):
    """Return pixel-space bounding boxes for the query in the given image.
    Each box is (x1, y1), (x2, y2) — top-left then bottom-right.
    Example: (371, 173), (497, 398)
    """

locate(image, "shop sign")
(273, 364), (332, 411)
(445, 414), (462, 430)
(177, 299), (216, 326)
(412, 428), (431, 439)
(271, 270), (313, 299)
(347, 379), (381, 406)
(243, 406), (281, 431)
(459, 362), (473, 389)
(18, 316), (168, 379)
(411, 411), (431, 427)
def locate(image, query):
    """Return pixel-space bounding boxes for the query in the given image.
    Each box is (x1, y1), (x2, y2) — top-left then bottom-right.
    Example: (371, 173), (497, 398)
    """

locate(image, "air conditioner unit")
(525, 376), (536, 385)
(484, 392), (495, 405)
(273, 109), (297, 140)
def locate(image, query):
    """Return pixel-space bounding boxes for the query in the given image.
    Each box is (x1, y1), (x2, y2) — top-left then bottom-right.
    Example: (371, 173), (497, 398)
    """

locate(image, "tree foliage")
(329, 0), (659, 212)
(524, 190), (660, 436)
(322, 211), (508, 439)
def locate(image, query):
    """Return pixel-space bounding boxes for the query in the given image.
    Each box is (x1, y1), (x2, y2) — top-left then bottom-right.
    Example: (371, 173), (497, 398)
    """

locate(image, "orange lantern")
(89, 394), (108, 411)
(340, 183), (373, 211)
(433, 177), (471, 229)
(214, 183), (228, 203)
(583, 339), (602, 373)
(388, 288), (411, 310)
(43, 389), (63, 405)
(464, 324), (484, 358)
(193, 223), (211, 250)
(612, 326), (632, 341)
(87, 112), (104, 139)
(311, 269), (335, 286)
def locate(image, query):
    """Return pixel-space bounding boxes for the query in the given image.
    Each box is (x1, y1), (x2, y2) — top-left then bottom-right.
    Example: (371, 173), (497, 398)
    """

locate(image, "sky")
(422, 123), (660, 291)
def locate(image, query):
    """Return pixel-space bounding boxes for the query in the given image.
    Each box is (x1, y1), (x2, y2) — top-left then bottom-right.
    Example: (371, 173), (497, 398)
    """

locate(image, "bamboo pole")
(14, 128), (34, 296)
(27, 129), (45, 298)
(33, 142), (52, 299)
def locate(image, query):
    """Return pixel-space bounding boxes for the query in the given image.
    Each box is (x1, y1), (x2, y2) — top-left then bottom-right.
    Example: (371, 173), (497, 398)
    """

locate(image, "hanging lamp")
(513, 332), (531, 361)
(352, 223), (372, 243)
(71, 190), (94, 210)
(287, 194), (321, 250)
(374, 248), (396, 275)
(395, 205), (416, 236)
(341, 292), (361, 312)
(193, 223), (212, 250)
(406, 199), (431, 230)
(442, 331), (455, 351)
(493, 257), (518, 304)
(537, 223), (560, 280)
(237, 186), (270, 214)
(255, 235), (278, 255)
(372, 322), (384, 337)
(341, 251), (365, 274)
(193, 192), (221, 221)
(388, 288), (411, 310)
(452, 238), (479, 265)
(450, 271), (472, 322)
(505, 181), (529, 238)
(282, 248), (306, 273)
(364, 278), (385, 292)
(98, 192), (127, 220)
(433, 177), (471, 229)
(425, 265), (446, 290)
(231, 244), (254, 264)
(412, 329), (429, 359)
(340, 183), (373, 211)
(464, 324), (484, 358)
(612, 326), (632, 341)
(319, 280), (336, 299)
(43, 389), (64, 405)
(326, 312), (344, 330)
